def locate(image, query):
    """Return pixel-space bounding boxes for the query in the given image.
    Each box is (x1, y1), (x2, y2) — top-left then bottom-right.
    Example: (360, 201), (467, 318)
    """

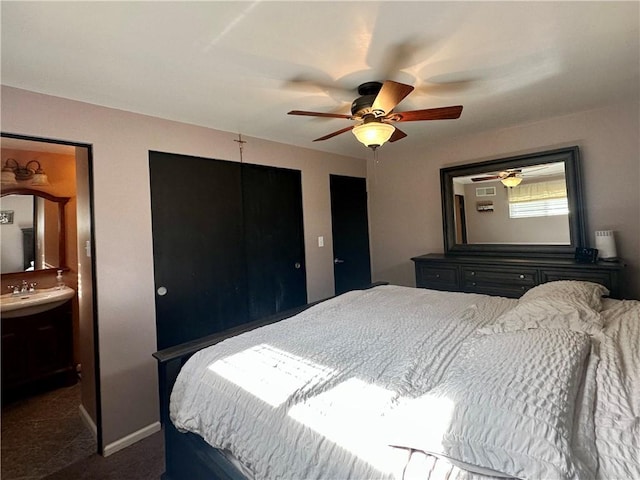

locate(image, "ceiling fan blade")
(500, 170), (522, 178)
(371, 81), (414, 115)
(288, 110), (352, 119)
(471, 176), (500, 182)
(391, 105), (463, 122)
(389, 127), (407, 143)
(313, 126), (354, 142)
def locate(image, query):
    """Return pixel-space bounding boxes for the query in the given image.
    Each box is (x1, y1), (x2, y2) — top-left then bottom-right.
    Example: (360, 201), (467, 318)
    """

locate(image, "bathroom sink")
(1, 286), (75, 318)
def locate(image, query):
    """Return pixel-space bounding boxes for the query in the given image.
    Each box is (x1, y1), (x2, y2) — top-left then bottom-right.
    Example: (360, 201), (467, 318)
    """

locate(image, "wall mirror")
(0, 188), (69, 274)
(441, 146), (586, 257)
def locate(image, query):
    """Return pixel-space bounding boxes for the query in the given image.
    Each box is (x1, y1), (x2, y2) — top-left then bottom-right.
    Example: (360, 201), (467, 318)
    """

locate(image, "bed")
(154, 281), (639, 480)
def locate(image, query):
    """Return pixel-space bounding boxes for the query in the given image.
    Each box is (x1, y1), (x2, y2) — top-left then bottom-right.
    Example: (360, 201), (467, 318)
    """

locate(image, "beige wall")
(1, 86), (366, 450)
(369, 101), (640, 300)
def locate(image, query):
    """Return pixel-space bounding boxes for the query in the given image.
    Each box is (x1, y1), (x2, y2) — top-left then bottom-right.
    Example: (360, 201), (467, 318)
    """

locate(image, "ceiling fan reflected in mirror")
(472, 169), (522, 181)
(288, 80), (463, 150)
(471, 165), (552, 187)
(472, 170), (523, 187)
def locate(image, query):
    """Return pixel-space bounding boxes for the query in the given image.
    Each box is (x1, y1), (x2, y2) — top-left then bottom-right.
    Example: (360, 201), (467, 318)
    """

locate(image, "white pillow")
(520, 280), (609, 312)
(387, 329), (596, 480)
(479, 297), (604, 335)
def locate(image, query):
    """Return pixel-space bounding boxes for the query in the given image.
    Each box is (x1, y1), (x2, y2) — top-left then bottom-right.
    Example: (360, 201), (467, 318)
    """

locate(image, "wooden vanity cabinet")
(412, 254), (624, 299)
(1, 300), (76, 402)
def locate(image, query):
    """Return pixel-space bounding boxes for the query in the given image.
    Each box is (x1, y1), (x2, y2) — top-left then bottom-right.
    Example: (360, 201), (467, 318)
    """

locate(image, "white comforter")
(170, 285), (640, 480)
(594, 299), (640, 479)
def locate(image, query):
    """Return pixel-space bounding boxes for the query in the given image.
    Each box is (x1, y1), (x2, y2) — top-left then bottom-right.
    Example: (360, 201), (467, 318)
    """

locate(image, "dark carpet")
(1, 382), (165, 480)
(1, 383), (96, 479)
(43, 430), (165, 480)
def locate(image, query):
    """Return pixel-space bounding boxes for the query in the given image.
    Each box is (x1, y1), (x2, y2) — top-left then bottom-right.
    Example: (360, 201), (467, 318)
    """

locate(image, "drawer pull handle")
(472, 282), (477, 286)
(470, 271), (475, 276)
(436, 274), (440, 278)
(519, 274), (525, 279)
(521, 286), (527, 291)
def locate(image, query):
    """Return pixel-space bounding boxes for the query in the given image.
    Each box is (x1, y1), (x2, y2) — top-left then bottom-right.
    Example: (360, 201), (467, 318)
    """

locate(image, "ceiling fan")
(471, 165), (552, 187)
(288, 80), (463, 150)
(471, 169), (522, 183)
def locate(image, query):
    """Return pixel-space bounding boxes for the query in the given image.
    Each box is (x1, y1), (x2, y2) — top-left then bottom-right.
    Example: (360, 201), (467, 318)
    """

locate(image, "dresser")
(412, 254), (624, 299)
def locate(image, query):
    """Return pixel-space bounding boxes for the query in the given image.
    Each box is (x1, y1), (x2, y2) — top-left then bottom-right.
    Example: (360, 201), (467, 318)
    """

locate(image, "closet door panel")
(150, 151), (248, 350)
(242, 164), (307, 320)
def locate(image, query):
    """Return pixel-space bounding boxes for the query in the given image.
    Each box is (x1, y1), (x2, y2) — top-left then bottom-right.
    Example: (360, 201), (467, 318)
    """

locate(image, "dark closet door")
(242, 164), (307, 320)
(150, 151), (248, 350)
(330, 174), (372, 295)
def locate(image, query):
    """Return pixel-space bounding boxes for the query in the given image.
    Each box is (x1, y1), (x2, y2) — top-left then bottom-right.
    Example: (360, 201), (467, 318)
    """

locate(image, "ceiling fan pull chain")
(372, 149), (379, 187)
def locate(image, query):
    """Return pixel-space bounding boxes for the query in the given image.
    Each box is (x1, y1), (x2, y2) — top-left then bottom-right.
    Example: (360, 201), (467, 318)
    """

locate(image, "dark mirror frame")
(1, 187), (70, 276)
(441, 146), (586, 258)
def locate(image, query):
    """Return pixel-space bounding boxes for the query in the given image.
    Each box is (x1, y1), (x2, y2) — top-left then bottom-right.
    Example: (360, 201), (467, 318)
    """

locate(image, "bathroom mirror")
(441, 146), (586, 257)
(0, 188), (69, 274)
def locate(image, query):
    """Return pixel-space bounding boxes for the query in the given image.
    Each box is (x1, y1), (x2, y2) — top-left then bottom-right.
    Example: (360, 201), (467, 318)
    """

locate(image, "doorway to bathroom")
(0, 133), (101, 478)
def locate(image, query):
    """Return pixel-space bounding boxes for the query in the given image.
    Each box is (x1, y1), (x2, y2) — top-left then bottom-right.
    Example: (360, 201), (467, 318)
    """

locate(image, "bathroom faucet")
(6, 281), (36, 295)
(14, 280), (37, 294)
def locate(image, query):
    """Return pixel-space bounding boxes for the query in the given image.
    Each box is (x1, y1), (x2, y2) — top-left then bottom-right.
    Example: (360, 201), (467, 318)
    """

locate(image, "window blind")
(508, 179), (568, 218)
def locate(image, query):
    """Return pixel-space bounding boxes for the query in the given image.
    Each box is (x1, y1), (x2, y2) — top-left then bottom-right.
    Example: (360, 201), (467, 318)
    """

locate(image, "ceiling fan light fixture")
(501, 176), (522, 188)
(352, 122), (395, 149)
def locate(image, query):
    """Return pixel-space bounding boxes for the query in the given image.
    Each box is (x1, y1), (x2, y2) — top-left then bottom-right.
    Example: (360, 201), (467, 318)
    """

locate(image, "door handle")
(334, 258), (345, 264)
(157, 286), (168, 296)
(294, 262), (301, 269)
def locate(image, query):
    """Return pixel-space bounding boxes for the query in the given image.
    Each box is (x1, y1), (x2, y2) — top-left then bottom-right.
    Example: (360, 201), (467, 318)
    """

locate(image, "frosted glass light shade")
(1, 167), (17, 185)
(31, 170), (50, 186)
(352, 122), (395, 148)
(501, 176), (522, 188)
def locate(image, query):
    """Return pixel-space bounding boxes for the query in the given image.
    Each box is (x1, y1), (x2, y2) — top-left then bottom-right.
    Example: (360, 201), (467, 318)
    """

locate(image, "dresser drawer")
(462, 267), (537, 297)
(415, 264), (459, 291)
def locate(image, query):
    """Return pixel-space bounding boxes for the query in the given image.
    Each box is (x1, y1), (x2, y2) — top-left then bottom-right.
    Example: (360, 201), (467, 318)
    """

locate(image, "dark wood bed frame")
(153, 283), (388, 480)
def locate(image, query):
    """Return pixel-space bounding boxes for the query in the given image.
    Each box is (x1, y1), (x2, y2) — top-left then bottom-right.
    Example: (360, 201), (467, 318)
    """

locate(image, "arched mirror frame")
(1, 187), (70, 276)
(441, 146), (586, 258)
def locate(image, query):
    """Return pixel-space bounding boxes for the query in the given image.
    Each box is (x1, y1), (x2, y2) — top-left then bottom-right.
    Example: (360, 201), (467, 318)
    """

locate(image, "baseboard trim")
(78, 404), (97, 440)
(103, 421), (161, 457)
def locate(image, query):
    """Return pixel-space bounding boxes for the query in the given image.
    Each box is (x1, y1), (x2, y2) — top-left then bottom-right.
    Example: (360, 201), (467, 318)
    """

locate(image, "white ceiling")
(1, 1), (638, 159)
